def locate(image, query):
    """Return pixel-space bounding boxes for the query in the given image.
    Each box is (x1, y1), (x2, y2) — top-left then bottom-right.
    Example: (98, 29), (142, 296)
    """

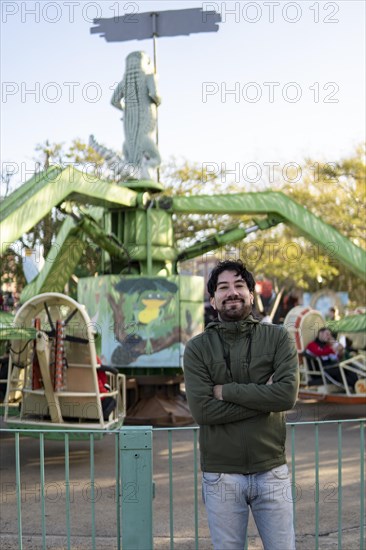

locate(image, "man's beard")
(218, 298), (252, 322)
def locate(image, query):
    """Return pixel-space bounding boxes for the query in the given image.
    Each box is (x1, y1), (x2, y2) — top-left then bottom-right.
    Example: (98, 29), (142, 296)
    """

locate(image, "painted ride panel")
(78, 275), (204, 426)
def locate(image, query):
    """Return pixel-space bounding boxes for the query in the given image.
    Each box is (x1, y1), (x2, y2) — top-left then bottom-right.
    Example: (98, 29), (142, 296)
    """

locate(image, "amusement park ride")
(284, 306), (366, 404)
(2, 293), (126, 435)
(0, 8), (365, 435)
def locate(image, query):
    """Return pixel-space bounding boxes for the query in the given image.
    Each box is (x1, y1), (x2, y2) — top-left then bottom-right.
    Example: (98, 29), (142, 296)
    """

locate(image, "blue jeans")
(202, 464), (296, 550)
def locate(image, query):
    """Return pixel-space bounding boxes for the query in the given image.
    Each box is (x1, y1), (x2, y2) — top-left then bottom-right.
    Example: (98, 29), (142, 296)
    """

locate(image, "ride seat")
(300, 351), (327, 386)
(299, 351), (341, 393)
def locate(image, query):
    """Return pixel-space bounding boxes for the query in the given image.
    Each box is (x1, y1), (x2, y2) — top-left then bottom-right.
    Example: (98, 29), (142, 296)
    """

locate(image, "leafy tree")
(167, 145), (365, 305)
(266, 145), (366, 303)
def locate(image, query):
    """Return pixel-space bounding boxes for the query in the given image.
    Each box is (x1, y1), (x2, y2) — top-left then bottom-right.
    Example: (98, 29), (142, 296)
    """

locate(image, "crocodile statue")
(111, 51), (162, 181)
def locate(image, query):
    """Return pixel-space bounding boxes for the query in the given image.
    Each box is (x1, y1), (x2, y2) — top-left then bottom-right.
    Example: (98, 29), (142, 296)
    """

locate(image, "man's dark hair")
(207, 260), (256, 297)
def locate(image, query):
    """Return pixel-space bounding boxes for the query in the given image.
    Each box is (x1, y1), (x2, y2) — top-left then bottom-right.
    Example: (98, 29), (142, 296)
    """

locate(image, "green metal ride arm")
(0, 167), (138, 249)
(176, 216), (282, 262)
(20, 206), (130, 302)
(168, 192), (366, 281)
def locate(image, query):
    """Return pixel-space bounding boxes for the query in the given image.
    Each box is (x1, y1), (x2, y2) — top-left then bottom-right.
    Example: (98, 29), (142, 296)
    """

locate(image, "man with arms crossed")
(184, 260), (299, 550)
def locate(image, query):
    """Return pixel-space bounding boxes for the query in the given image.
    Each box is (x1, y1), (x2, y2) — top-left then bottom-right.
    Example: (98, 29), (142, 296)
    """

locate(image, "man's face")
(210, 270), (254, 322)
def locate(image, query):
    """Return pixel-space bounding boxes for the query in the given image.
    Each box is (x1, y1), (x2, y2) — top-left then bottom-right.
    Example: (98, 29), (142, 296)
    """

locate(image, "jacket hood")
(205, 314), (260, 335)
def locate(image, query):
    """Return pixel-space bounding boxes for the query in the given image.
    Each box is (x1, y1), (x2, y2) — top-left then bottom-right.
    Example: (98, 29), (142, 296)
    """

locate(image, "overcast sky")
(1, 0), (365, 190)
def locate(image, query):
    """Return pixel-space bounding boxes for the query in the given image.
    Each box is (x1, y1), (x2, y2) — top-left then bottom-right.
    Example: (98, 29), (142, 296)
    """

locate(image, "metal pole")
(120, 427), (154, 549)
(151, 13), (160, 183)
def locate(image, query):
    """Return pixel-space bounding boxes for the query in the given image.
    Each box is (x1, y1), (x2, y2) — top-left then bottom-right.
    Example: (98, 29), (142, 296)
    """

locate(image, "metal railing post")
(120, 426), (153, 550)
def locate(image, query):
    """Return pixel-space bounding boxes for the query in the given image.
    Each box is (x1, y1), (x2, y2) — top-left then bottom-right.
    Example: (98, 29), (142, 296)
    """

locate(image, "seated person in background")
(344, 336), (358, 359)
(96, 357), (117, 421)
(326, 306), (337, 321)
(328, 330), (345, 358)
(306, 328), (358, 390)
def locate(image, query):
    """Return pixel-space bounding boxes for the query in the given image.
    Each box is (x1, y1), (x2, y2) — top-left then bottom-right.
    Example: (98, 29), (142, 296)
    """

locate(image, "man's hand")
(213, 385), (223, 400)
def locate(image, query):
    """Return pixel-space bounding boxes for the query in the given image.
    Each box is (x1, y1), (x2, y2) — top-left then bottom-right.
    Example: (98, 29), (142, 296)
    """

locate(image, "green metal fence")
(155, 420), (365, 550)
(0, 419), (364, 549)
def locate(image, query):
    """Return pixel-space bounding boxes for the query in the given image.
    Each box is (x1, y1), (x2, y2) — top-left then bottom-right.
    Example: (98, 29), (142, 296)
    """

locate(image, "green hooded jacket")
(183, 315), (299, 474)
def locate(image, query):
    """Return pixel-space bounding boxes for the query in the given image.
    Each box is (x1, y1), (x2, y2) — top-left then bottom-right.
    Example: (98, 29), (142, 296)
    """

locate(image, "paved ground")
(0, 399), (365, 549)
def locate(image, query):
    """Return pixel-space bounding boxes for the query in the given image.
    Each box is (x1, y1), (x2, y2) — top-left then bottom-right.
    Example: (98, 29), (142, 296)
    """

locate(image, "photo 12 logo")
(1, 79), (139, 105)
(201, 2), (340, 24)
(201, 161), (340, 184)
(1, 1), (140, 24)
(1, 81), (105, 104)
(202, 81), (340, 104)
(202, 240), (340, 266)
